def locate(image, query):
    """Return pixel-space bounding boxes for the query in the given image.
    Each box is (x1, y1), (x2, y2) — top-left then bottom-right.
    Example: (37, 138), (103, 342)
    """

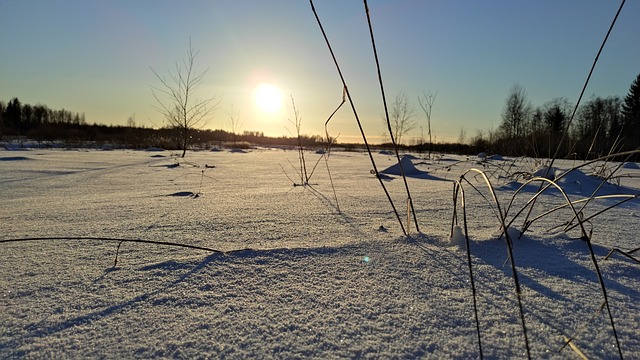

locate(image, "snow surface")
(1, 149), (639, 359)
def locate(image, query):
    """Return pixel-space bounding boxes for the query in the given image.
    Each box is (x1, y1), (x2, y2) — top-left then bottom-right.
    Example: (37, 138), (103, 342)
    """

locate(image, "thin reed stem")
(505, 175), (622, 359)
(309, 0), (406, 235)
(521, 0), (627, 233)
(452, 181), (484, 359)
(458, 168), (531, 359)
(363, 0), (419, 233)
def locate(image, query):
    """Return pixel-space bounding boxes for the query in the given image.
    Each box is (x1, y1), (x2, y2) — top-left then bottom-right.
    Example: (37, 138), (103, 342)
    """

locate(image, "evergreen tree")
(22, 103), (33, 132)
(545, 105), (565, 133)
(6, 98), (22, 133)
(622, 73), (640, 150)
(0, 100), (5, 132)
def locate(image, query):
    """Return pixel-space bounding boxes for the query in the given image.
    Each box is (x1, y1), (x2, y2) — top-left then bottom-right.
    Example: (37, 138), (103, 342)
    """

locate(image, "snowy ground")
(1, 148), (638, 359)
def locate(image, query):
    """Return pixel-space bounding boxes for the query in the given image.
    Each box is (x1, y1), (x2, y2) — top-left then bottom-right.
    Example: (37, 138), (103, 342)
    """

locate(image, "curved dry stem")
(605, 248), (640, 265)
(451, 180), (484, 358)
(458, 170), (624, 358)
(511, 150), (640, 235)
(308, 89), (346, 211)
(563, 194), (638, 233)
(456, 168), (531, 358)
(524, 194), (637, 233)
(504, 176), (589, 238)
(450, 181), (460, 234)
(564, 152), (636, 232)
(503, 176), (622, 357)
(459, 176), (502, 221)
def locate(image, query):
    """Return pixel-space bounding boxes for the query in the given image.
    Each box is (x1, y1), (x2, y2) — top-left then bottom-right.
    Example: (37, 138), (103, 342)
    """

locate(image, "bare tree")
(287, 96), (309, 185)
(151, 39), (220, 157)
(228, 105), (243, 147)
(500, 83), (531, 140)
(126, 113), (136, 128)
(574, 96), (622, 159)
(457, 126), (467, 145)
(385, 92), (416, 146)
(418, 91), (437, 157)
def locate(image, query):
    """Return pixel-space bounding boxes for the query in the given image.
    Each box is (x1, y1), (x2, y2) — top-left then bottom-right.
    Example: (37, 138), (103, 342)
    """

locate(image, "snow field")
(1, 148), (639, 358)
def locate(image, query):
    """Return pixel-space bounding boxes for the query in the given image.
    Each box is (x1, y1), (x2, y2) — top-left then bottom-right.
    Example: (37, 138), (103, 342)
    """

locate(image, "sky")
(1, 0), (639, 144)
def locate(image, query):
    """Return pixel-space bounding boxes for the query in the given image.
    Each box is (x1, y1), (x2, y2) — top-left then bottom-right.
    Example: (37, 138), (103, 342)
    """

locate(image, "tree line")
(3, 72), (638, 158)
(0, 98), (87, 136)
(0, 98), (328, 149)
(473, 73), (640, 159)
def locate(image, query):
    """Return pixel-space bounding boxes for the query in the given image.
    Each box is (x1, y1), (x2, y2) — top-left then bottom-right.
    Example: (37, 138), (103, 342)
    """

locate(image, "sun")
(254, 83), (283, 114)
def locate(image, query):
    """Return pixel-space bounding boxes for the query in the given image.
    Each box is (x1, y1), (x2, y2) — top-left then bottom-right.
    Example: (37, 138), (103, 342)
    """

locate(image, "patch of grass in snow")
(446, 152), (640, 359)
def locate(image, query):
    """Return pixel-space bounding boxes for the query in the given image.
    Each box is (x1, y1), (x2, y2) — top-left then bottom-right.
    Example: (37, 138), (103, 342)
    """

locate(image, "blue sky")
(1, 1), (638, 143)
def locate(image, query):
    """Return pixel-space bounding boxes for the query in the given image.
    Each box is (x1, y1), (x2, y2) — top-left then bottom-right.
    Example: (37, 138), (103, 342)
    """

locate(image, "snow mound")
(532, 165), (557, 180)
(556, 168), (629, 196)
(505, 226), (523, 240)
(380, 156), (424, 176)
(449, 225), (466, 249)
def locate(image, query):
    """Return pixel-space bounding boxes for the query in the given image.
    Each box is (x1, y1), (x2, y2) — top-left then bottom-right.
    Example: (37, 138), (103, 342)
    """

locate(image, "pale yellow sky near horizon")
(1, 1), (638, 144)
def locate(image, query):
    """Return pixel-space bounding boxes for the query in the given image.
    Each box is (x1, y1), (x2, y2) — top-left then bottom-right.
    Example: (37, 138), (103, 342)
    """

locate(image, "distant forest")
(1, 72), (639, 159)
(469, 72), (640, 160)
(0, 97), (476, 154)
(0, 97), (330, 150)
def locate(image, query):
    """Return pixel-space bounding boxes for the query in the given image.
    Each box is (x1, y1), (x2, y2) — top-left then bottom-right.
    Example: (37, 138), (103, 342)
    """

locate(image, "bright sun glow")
(254, 83), (283, 114)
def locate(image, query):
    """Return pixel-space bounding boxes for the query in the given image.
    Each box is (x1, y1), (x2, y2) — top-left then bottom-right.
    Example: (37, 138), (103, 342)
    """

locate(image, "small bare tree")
(228, 105), (244, 147)
(457, 126), (467, 145)
(418, 91), (437, 158)
(500, 83), (531, 140)
(384, 92), (416, 146)
(289, 96), (309, 185)
(151, 39), (220, 157)
(126, 113), (136, 128)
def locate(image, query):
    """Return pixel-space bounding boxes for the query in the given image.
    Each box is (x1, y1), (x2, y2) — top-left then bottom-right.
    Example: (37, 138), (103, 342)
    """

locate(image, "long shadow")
(0, 156), (168, 185)
(404, 234), (472, 286)
(498, 174), (639, 210)
(304, 185), (340, 213)
(470, 236), (640, 302)
(17, 252), (224, 342)
(304, 184), (378, 239)
(11, 245), (349, 346)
